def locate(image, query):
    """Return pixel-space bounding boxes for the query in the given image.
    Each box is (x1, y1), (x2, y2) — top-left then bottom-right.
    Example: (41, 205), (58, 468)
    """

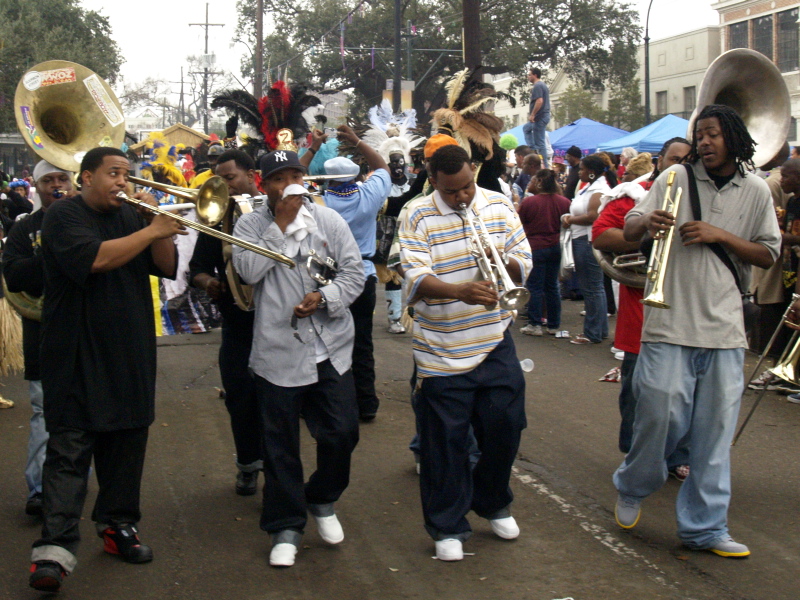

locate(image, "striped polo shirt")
(399, 187), (532, 377)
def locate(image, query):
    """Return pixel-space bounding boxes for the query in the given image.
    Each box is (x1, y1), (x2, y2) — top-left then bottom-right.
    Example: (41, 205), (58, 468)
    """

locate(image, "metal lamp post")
(644, 0), (655, 125)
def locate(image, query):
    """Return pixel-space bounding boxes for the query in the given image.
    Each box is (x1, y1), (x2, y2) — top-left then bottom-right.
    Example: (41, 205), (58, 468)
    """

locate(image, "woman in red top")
(517, 169), (571, 336)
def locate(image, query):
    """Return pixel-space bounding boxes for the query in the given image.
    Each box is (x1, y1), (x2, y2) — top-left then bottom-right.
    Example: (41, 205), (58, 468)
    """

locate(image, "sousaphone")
(688, 48), (791, 168)
(14, 60), (126, 172)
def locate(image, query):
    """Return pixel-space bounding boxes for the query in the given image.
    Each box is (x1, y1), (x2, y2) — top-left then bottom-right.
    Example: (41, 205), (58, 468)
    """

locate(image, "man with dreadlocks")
(614, 104), (781, 558)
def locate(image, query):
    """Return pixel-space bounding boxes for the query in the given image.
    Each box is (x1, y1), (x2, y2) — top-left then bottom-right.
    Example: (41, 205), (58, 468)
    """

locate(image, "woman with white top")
(561, 154), (617, 344)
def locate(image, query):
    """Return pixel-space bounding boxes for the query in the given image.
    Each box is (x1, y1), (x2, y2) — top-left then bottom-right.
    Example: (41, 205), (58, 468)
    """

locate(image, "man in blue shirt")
(324, 126), (392, 421)
(523, 67), (551, 168)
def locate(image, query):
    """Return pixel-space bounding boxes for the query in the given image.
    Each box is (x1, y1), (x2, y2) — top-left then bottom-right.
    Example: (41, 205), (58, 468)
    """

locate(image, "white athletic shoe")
(313, 514), (344, 544)
(435, 538), (463, 561)
(489, 516), (520, 539)
(269, 543), (298, 567)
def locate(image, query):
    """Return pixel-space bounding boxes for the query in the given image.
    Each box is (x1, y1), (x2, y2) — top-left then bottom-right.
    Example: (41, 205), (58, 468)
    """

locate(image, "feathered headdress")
(140, 132), (187, 187)
(211, 81), (323, 158)
(430, 68), (515, 162)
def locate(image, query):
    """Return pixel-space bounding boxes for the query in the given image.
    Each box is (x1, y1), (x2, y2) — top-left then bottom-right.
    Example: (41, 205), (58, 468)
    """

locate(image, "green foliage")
(234, 0), (640, 120)
(552, 84), (606, 126)
(606, 78), (645, 131)
(0, 0), (124, 132)
(553, 79), (645, 132)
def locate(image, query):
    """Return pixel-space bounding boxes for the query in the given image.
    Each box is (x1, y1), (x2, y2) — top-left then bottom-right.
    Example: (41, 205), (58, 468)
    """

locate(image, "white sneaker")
(435, 538), (463, 561)
(610, 346), (621, 353)
(387, 320), (406, 334)
(614, 351), (625, 361)
(313, 514), (344, 544)
(520, 324), (543, 336)
(489, 516), (520, 539)
(269, 543), (298, 567)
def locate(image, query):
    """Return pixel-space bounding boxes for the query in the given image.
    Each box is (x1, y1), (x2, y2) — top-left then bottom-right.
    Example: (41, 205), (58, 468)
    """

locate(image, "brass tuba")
(15, 60), (126, 172)
(593, 248), (647, 289)
(688, 48), (791, 168)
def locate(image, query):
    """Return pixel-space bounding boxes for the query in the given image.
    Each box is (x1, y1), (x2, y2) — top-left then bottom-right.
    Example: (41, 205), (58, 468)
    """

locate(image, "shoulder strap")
(683, 163), (744, 294)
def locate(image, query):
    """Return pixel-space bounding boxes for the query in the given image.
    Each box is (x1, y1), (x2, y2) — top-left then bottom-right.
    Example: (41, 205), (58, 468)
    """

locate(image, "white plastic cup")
(519, 358), (534, 372)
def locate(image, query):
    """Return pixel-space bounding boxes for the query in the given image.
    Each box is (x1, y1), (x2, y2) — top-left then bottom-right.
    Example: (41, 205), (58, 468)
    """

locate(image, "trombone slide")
(120, 193), (296, 269)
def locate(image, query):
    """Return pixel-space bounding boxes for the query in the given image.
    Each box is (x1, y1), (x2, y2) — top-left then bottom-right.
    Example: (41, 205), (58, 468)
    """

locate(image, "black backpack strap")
(683, 163), (744, 295)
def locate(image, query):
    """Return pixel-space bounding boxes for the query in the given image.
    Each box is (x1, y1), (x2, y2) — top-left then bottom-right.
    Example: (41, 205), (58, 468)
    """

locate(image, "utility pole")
(393, 0), (401, 112)
(189, 3), (224, 134)
(170, 68), (187, 125)
(255, 0), (264, 97)
(406, 20), (413, 81)
(462, 0), (481, 70)
(179, 67), (186, 125)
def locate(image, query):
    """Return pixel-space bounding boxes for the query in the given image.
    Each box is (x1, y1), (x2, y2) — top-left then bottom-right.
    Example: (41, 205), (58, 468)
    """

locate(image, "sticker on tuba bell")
(22, 71), (42, 91)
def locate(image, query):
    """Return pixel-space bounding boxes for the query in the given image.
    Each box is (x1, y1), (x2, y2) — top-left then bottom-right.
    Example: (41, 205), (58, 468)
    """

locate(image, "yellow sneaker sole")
(709, 547), (750, 558)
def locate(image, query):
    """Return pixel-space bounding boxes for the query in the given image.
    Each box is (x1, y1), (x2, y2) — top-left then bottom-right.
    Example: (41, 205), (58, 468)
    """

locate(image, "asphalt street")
(0, 299), (798, 600)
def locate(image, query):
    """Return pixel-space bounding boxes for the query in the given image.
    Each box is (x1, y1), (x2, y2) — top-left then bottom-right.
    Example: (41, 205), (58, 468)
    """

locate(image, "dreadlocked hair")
(687, 104), (756, 175)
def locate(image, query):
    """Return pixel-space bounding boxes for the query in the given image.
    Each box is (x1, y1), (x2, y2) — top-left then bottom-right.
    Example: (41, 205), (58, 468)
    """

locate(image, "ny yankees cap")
(259, 150), (307, 179)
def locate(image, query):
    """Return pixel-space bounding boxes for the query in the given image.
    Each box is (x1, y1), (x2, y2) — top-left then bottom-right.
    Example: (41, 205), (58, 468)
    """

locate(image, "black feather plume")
(210, 89), (262, 133)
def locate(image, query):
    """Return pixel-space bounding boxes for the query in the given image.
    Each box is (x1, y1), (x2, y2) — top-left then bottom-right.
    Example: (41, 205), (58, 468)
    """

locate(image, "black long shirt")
(40, 196), (176, 432)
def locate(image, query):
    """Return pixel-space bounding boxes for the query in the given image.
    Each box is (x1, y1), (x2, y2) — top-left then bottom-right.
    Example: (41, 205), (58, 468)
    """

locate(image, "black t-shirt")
(40, 196), (175, 432)
(709, 171), (736, 191)
(2, 209), (44, 380)
(188, 227), (255, 331)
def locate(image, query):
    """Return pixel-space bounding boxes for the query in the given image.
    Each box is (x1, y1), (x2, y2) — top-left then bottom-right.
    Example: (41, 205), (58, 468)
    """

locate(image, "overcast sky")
(78, 0), (719, 92)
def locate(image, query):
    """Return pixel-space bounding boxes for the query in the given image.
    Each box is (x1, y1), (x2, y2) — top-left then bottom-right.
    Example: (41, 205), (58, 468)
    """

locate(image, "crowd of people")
(0, 63), (790, 593)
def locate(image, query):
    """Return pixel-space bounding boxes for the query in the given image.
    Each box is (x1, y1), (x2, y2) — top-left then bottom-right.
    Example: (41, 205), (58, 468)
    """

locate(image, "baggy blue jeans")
(572, 235), (608, 342)
(523, 117), (550, 167)
(613, 342), (744, 547)
(26, 380), (48, 498)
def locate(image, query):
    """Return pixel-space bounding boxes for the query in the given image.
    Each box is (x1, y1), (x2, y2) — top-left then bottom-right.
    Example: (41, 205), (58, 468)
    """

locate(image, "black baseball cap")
(259, 150), (307, 179)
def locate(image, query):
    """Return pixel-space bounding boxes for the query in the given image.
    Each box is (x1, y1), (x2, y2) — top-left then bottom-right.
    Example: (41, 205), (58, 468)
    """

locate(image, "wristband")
(308, 147), (317, 155)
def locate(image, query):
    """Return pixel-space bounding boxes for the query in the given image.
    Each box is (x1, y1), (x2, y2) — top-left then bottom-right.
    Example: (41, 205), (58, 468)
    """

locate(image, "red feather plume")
(258, 80), (292, 151)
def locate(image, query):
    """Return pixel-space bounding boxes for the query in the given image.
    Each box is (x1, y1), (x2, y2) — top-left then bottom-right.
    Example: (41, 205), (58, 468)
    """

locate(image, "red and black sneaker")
(29, 561), (66, 592)
(100, 524), (153, 564)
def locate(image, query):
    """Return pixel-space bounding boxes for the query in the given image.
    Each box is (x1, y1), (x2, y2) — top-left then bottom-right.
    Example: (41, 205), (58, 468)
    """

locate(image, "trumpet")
(641, 170), (682, 309)
(458, 202), (530, 311)
(306, 249), (338, 286)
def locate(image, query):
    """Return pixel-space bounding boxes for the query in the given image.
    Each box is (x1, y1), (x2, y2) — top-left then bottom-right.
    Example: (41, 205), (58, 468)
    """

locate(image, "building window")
(512, 114), (519, 127)
(778, 9), (800, 73)
(729, 21), (749, 49)
(656, 91), (668, 116)
(790, 117), (798, 142)
(753, 15), (773, 59)
(683, 86), (696, 114)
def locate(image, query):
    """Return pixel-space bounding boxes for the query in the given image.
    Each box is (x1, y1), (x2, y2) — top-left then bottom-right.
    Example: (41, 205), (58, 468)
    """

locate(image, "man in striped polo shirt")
(399, 144), (532, 561)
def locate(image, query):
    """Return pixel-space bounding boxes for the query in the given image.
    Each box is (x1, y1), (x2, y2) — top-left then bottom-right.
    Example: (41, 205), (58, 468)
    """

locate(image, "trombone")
(125, 176), (295, 269)
(642, 170), (682, 309)
(733, 295), (800, 445)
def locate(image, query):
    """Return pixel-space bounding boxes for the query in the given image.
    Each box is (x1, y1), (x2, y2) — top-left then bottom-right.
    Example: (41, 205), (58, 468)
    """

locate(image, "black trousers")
(32, 427), (149, 556)
(416, 330), (526, 541)
(254, 361), (359, 534)
(220, 320), (262, 468)
(349, 275), (378, 417)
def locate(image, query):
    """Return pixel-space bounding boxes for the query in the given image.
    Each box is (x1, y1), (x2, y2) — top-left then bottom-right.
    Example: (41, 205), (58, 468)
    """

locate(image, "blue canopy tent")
(597, 114), (690, 154)
(548, 118), (628, 155)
